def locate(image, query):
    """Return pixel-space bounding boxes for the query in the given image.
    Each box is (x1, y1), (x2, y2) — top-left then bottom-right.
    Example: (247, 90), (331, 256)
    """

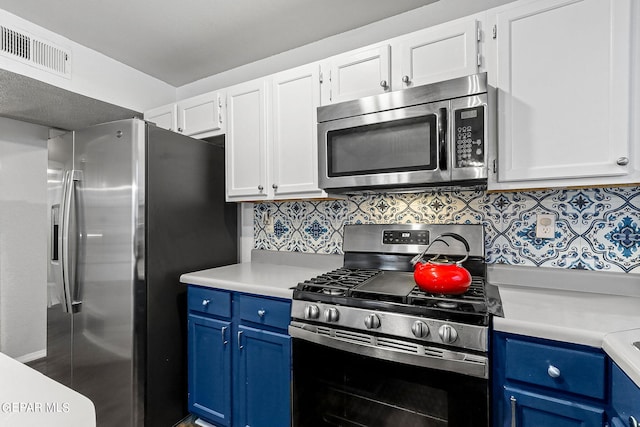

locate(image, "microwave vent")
(0, 24), (71, 77)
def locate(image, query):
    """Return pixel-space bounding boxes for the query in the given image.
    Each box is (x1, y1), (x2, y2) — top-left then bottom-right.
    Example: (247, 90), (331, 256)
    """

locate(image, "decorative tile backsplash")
(254, 186), (640, 274)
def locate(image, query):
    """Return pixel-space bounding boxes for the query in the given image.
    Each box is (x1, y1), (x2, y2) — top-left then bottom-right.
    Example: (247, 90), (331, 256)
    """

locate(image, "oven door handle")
(437, 107), (448, 171)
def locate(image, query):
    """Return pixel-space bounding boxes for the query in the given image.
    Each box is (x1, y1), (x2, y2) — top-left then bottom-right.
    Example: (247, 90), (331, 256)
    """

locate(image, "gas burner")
(322, 288), (346, 296)
(436, 301), (459, 309)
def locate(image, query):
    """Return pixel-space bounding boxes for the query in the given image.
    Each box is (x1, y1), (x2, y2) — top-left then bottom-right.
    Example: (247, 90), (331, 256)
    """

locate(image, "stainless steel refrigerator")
(46, 118), (237, 426)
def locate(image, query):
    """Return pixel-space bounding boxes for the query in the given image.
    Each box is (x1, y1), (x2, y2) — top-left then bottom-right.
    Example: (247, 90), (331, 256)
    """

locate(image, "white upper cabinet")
(225, 64), (328, 202)
(144, 91), (225, 138)
(144, 104), (177, 132)
(394, 18), (480, 89)
(320, 16), (481, 105)
(488, 0), (636, 190)
(176, 91), (225, 137)
(271, 63), (327, 199)
(225, 79), (270, 201)
(321, 44), (391, 105)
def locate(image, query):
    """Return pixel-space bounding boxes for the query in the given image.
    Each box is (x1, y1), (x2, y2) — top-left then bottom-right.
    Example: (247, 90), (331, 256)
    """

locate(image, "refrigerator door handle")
(61, 169), (83, 313)
(51, 204), (60, 261)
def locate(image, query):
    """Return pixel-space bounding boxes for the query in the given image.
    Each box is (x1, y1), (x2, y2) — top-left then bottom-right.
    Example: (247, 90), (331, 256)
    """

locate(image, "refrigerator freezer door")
(47, 132), (74, 388)
(71, 119), (144, 427)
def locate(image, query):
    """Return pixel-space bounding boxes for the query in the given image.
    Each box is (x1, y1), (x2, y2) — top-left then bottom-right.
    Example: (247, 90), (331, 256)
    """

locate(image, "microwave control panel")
(454, 106), (485, 168)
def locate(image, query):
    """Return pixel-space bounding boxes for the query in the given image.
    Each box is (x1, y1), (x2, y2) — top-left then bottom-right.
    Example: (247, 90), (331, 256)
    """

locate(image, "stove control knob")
(324, 307), (340, 323)
(303, 304), (320, 320)
(438, 324), (458, 344)
(364, 314), (381, 329)
(411, 321), (430, 338)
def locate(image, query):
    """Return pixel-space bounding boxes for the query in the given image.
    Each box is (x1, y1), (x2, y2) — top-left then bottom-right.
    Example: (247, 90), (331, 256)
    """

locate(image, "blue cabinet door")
(188, 314), (232, 427)
(503, 387), (604, 427)
(611, 361), (640, 424)
(236, 325), (291, 427)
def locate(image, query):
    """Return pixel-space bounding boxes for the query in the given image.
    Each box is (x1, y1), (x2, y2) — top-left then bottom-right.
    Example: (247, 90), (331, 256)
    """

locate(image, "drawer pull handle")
(257, 309), (266, 317)
(510, 396), (517, 427)
(547, 365), (561, 378)
(221, 326), (228, 345)
(202, 299), (210, 307)
(630, 416), (639, 427)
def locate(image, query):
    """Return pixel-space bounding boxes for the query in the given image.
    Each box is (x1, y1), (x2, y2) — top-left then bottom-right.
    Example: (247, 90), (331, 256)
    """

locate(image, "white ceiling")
(0, 0), (438, 87)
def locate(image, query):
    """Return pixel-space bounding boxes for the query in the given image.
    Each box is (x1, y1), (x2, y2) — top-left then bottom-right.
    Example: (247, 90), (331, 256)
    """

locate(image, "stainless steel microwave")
(317, 73), (493, 192)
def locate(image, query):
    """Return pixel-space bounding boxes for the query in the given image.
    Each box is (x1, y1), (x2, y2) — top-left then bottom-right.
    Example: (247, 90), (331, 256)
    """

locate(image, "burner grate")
(293, 267), (489, 324)
(406, 277), (487, 314)
(297, 268), (381, 293)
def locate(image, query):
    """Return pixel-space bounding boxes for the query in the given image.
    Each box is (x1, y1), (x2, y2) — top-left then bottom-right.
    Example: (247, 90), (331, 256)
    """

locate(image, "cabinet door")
(493, 0), (632, 188)
(177, 91), (224, 137)
(271, 63), (327, 199)
(188, 314), (232, 427)
(144, 103), (177, 132)
(322, 44), (391, 105)
(226, 79), (270, 201)
(236, 325), (291, 427)
(396, 18), (479, 89)
(611, 362), (640, 424)
(503, 388), (604, 427)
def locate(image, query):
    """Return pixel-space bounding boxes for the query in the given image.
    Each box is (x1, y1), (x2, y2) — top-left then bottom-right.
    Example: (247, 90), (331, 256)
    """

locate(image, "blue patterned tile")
(252, 186), (640, 275)
(582, 208), (640, 273)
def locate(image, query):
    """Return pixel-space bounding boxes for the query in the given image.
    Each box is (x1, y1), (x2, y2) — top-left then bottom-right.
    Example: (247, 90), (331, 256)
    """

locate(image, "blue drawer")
(188, 286), (231, 318)
(238, 294), (291, 331)
(504, 337), (605, 400)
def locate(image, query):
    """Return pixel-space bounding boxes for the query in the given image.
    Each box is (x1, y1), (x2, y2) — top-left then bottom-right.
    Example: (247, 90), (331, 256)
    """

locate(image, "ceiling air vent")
(0, 24), (71, 78)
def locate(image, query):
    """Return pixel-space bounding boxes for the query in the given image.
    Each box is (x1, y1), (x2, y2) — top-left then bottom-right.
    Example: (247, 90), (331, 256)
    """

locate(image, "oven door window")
(292, 340), (488, 427)
(326, 114), (437, 177)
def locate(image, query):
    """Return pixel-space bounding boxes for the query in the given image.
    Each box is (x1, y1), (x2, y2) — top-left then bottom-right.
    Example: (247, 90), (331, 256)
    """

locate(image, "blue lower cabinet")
(610, 361), (640, 426)
(504, 387), (604, 427)
(493, 332), (606, 427)
(188, 314), (232, 426)
(187, 286), (292, 427)
(236, 325), (292, 427)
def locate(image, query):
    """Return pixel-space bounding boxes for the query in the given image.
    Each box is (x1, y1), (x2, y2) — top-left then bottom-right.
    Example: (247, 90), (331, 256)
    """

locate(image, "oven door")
(317, 101), (451, 191)
(292, 339), (489, 427)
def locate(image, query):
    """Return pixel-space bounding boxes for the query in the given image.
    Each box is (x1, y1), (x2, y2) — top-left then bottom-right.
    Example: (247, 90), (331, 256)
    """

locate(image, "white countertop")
(489, 264), (640, 387)
(180, 250), (343, 300)
(0, 352), (96, 426)
(180, 262), (334, 299)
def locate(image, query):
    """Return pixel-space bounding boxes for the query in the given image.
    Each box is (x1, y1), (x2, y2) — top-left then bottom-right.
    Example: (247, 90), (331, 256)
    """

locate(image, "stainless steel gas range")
(289, 223), (502, 427)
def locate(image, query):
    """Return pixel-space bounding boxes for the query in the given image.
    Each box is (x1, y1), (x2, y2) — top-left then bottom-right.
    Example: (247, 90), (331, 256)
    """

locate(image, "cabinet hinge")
(329, 89), (332, 102)
(492, 25), (497, 39)
(477, 53), (482, 67)
(492, 159), (497, 174)
(319, 71), (323, 84)
(476, 22), (481, 42)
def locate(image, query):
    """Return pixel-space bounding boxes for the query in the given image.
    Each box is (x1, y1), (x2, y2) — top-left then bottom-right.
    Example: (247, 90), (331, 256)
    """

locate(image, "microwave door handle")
(438, 107), (448, 170)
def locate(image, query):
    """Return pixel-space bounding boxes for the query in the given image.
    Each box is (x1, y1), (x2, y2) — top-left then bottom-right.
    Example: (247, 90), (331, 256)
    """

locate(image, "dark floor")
(26, 357), (47, 373)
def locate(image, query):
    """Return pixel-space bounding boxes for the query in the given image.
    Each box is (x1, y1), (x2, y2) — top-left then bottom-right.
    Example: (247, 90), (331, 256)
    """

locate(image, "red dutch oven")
(411, 232), (472, 295)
